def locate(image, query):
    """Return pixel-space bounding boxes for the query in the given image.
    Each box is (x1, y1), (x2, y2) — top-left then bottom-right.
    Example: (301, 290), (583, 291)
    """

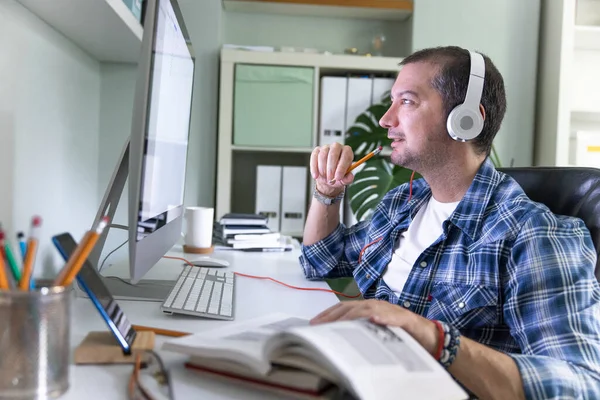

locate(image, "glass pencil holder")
(0, 282), (71, 400)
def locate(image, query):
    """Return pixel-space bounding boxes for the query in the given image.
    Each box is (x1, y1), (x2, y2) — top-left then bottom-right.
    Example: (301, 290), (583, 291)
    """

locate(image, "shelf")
(222, 48), (403, 72)
(223, 0), (413, 21)
(232, 145), (314, 153)
(572, 110), (600, 122)
(17, 0), (143, 63)
(575, 25), (600, 51)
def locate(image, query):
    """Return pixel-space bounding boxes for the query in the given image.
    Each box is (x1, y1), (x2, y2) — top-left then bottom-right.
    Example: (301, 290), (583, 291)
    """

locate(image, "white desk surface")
(63, 245), (340, 399)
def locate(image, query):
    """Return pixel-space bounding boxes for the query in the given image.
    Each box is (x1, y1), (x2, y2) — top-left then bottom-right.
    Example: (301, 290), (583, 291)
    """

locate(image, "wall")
(178, 0), (223, 208)
(0, 0), (101, 278)
(223, 11), (412, 57)
(96, 63), (137, 265)
(412, 0), (541, 168)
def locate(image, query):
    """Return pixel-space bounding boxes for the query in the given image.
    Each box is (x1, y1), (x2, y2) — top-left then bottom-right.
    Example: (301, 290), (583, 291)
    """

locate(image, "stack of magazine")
(214, 213), (293, 252)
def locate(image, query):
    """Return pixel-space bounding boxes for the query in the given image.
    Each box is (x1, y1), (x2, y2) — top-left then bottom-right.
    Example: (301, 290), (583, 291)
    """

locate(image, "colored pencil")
(54, 217), (109, 287)
(0, 245), (9, 290)
(18, 216), (42, 291)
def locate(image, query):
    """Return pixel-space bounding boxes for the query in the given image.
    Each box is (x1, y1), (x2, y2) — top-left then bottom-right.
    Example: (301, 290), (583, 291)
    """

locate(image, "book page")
(162, 313), (309, 375)
(285, 319), (468, 400)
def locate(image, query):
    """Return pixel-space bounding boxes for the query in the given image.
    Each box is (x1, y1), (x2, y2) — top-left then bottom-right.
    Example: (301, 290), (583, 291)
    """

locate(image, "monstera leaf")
(347, 157), (415, 221)
(344, 103), (392, 158)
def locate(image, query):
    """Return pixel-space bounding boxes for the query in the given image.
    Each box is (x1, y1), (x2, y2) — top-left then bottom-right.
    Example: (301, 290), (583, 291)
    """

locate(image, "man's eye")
(401, 99), (414, 105)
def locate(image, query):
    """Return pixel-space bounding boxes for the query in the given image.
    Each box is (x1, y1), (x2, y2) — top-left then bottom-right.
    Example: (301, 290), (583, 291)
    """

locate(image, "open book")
(162, 313), (468, 400)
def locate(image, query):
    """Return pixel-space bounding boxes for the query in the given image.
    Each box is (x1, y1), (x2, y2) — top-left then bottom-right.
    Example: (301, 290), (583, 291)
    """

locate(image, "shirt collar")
(448, 158), (503, 240)
(403, 158), (501, 240)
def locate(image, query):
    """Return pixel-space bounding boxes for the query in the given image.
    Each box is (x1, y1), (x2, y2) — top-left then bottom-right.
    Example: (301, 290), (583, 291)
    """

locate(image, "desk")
(63, 245), (339, 399)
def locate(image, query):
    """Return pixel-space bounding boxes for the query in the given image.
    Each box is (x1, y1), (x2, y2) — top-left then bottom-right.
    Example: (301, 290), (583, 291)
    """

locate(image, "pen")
(241, 247), (291, 252)
(329, 146), (383, 184)
(17, 232), (26, 260)
(18, 216), (42, 291)
(132, 325), (190, 337)
(54, 217), (109, 286)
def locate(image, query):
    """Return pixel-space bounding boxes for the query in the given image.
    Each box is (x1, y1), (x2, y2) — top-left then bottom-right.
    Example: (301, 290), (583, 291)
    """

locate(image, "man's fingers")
(334, 146), (354, 182)
(326, 143), (343, 183)
(310, 147), (320, 180)
(317, 145), (329, 178)
(311, 302), (354, 324)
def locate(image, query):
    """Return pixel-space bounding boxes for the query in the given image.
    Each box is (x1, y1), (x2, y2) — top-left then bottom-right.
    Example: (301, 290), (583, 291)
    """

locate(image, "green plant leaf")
(347, 158), (418, 221)
(344, 104), (392, 157)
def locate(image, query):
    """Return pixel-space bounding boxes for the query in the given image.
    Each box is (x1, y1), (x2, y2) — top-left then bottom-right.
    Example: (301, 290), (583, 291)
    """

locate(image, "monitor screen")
(137, 0), (194, 241)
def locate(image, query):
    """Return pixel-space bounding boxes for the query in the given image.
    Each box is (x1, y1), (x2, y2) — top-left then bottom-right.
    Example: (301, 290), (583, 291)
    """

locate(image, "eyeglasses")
(128, 350), (174, 400)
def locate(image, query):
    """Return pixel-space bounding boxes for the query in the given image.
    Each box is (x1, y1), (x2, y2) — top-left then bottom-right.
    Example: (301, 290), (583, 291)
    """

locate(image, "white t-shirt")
(382, 196), (460, 295)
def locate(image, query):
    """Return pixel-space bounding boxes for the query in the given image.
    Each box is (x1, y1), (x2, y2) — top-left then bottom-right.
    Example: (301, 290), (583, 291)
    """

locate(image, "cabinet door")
(233, 64), (314, 148)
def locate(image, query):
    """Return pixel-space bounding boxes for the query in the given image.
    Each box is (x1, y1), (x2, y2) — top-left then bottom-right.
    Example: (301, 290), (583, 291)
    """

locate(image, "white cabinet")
(215, 49), (402, 234)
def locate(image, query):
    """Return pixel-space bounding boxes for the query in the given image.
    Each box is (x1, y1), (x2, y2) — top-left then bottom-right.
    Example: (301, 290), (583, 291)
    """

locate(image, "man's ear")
(479, 104), (486, 121)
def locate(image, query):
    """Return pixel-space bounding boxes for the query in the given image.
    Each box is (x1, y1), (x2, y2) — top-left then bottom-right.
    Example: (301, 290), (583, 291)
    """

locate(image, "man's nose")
(379, 105), (397, 129)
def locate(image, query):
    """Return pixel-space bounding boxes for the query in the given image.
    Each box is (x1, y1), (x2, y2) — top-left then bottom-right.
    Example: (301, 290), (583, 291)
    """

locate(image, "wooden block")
(74, 331), (155, 365)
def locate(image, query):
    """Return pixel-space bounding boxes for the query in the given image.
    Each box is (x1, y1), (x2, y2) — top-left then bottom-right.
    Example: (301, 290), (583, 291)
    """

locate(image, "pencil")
(18, 216), (42, 291)
(0, 245), (9, 290)
(132, 325), (190, 337)
(329, 146), (383, 184)
(54, 217), (109, 287)
(1, 232), (21, 282)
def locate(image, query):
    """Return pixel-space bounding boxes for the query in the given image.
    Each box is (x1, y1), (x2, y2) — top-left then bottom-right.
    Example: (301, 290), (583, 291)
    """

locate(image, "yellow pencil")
(0, 249), (9, 290)
(18, 216), (42, 291)
(329, 146), (383, 184)
(52, 231), (92, 286)
(54, 217), (109, 287)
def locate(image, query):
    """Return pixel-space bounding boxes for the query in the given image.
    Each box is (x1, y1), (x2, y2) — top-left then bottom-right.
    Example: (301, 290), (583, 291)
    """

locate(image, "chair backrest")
(499, 167), (600, 282)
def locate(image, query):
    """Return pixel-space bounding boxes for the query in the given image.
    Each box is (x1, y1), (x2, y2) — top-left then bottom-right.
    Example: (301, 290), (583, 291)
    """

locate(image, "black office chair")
(499, 167), (600, 282)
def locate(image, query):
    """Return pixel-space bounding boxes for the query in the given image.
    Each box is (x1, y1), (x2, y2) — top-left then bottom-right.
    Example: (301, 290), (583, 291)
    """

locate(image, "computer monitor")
(86, 0), (195, 301)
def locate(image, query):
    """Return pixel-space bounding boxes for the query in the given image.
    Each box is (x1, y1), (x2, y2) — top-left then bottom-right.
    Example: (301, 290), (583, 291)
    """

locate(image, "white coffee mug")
(182, 206), (214, 249)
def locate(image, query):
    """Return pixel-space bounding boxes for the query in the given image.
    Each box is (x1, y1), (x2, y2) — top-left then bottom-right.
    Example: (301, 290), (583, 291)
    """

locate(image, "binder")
(345, 77), (373, 132)
(255, 165), (282, 232)
(318, 77), (347, 146)
(280, 166), (308, 235)
(371, 77), (395, 105)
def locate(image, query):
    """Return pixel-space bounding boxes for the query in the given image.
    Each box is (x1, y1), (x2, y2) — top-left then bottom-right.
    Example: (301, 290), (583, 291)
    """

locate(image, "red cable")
(163, 255), (362, 299)
(408, 170), (416, 202)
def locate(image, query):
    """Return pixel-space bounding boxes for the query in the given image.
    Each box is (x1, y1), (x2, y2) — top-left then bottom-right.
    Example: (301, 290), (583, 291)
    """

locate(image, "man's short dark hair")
(399, 46), (507, 156)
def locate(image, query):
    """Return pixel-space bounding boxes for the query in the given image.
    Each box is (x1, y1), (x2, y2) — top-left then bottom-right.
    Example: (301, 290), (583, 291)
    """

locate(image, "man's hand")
(310, 299), (439, 357)
(310, 143), (355, 198)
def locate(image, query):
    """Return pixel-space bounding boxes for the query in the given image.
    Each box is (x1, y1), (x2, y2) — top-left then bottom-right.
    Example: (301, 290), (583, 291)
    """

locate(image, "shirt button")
(420, 261), (428, 268)
(458, 302), (465, 309)
(366, 274), (371, 280)
(403, 301), (411, 308)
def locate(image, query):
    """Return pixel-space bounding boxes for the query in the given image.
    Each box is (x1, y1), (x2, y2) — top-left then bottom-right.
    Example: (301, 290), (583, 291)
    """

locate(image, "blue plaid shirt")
(300, 159), (600, 399)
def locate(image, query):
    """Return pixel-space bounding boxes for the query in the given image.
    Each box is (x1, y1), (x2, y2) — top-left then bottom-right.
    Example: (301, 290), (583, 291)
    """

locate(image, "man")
(299, 46), (600, 399)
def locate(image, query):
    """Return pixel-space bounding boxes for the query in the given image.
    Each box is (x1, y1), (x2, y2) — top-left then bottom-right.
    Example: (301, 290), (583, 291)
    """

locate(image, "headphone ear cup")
(446, 104), (484, 142)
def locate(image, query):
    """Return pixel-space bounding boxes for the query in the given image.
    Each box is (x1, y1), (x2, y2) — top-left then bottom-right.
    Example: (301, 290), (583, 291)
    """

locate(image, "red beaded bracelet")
(433, 320), (445, 361)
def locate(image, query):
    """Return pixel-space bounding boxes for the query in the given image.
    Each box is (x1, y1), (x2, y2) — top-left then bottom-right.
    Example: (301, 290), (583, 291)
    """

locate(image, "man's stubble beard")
(389, 126), (451, 174)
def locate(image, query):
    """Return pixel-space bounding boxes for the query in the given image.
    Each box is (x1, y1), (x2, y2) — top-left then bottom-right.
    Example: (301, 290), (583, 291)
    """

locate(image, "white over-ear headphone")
(446, 50), (485, 142)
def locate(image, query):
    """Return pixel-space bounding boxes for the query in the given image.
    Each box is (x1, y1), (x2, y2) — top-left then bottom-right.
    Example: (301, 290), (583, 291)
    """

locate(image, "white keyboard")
(161, 265), (236, 320)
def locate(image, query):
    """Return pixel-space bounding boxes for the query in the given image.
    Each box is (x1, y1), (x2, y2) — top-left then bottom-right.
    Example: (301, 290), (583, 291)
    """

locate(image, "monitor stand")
(99, 276), (176, 302)
(85, 139), (176, 302)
